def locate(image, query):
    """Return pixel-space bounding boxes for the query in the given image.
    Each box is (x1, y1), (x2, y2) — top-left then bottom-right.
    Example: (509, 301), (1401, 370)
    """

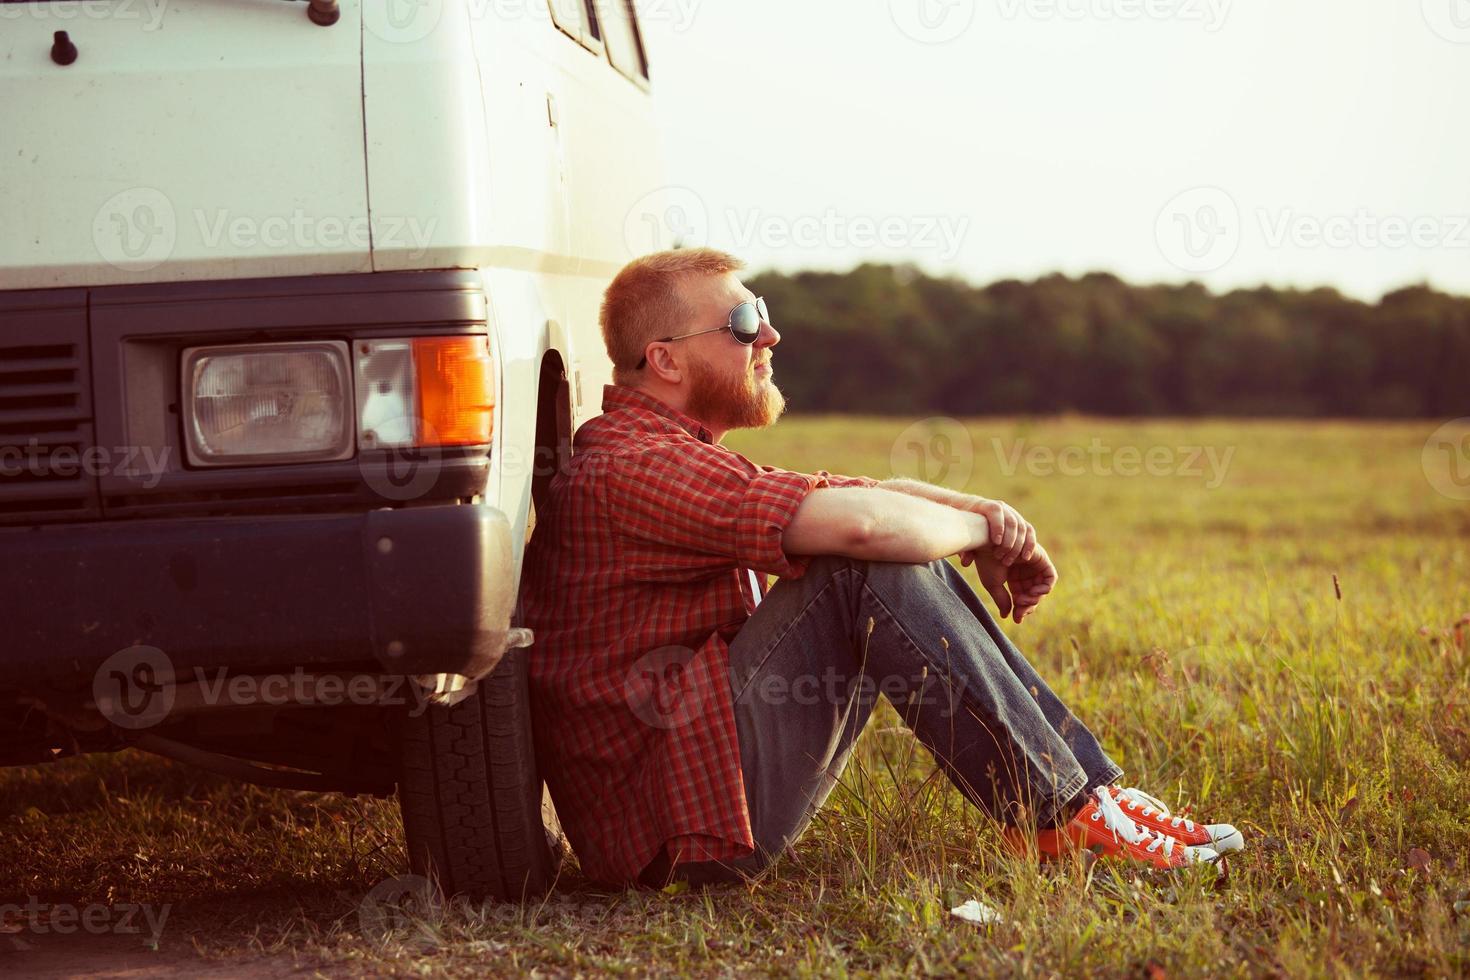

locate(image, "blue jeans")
(637, 555), (1123, 888)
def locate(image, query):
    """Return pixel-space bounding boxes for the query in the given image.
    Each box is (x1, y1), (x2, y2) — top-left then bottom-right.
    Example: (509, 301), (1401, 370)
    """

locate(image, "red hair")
(600, 248), (745, 385)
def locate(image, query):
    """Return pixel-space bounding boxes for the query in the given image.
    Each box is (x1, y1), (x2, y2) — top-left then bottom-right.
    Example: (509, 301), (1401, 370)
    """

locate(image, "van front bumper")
(0, 504), (520, 688)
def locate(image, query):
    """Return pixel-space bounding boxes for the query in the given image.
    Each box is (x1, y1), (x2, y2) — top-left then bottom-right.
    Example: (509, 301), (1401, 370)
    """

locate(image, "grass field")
(3, 416), (1468, 977)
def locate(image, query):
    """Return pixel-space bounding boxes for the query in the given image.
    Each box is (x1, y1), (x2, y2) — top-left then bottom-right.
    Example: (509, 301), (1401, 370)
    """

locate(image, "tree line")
(746, 265), (1470, 417)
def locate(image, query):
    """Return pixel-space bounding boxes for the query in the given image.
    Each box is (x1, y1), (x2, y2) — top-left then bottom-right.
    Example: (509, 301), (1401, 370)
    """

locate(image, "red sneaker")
(1102, 786), (1245, 854)
(1002, 787), (1220, 872)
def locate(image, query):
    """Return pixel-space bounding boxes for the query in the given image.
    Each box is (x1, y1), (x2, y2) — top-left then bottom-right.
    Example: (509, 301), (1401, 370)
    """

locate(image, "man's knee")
(795, 553), (863, 582)
(799, 553), (944, 584)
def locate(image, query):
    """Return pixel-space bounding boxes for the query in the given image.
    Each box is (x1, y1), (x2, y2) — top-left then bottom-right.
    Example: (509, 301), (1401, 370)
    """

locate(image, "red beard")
(684, 352), (786, 432)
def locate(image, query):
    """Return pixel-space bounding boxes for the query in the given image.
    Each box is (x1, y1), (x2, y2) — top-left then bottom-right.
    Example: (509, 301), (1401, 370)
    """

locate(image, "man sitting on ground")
(518, 247), (1244, 889)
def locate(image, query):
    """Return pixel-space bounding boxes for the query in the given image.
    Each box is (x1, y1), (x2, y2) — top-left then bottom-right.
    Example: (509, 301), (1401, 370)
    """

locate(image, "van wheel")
(396, 645), (556, 901)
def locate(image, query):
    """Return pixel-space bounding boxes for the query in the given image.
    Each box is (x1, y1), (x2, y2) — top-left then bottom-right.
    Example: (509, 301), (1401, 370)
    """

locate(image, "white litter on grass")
(948, 899), (1004, 925)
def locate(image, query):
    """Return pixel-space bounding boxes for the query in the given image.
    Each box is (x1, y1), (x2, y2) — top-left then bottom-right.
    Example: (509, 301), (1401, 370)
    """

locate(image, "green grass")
(3, 416), (1468, 976)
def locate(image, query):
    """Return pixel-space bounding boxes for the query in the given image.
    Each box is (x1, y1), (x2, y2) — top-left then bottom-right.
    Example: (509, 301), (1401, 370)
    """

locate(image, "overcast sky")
(635, 0), (1470, 301)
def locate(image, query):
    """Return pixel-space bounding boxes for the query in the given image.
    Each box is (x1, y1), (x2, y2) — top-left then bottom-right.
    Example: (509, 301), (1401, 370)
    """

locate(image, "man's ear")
(645, 344), (682, 385)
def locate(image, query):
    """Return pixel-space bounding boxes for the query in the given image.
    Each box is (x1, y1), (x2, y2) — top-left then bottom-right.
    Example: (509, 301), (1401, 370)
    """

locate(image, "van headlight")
(355, 336), (494, 449)
(183, 341), (354, 466)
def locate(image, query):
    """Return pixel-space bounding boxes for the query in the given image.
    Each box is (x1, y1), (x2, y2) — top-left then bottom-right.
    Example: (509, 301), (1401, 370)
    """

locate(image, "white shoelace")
(1088, 786), (1180, 857)
(1112, 786), (1198, 833)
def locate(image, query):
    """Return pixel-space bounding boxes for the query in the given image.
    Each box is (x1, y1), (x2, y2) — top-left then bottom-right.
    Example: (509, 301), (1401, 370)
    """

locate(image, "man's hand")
(966, 544), (1058, 624)
(959, 497), (1036, 566)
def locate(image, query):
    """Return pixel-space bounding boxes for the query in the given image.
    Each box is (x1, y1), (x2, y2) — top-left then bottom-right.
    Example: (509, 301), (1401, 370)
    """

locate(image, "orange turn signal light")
(413, 336), (494, 447)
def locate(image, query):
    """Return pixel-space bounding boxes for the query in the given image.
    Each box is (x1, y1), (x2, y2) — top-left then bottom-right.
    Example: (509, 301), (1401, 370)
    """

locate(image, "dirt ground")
(3, 931), (312, 979)
(0, 887), (373, 980)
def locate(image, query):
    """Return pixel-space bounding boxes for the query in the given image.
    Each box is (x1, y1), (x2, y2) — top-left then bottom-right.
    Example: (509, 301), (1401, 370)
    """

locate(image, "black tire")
(396, 646), (555, 901)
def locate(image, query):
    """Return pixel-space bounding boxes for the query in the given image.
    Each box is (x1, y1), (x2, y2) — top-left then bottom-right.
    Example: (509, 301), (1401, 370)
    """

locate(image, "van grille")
(0, 329), (99, 524)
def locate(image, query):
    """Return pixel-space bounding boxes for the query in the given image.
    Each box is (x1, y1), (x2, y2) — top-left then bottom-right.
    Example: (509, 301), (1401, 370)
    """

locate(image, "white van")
(0, 0), (666, 900)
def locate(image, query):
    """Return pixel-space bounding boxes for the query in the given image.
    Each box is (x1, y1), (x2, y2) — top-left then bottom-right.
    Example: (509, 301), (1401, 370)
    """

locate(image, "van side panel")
(0, 0), (370, 290)
(359, 0), (497, 275)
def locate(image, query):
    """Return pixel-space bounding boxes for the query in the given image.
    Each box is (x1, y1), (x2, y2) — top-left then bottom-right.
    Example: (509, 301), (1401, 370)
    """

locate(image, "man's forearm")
(848, 488), (991, 564)
(875, 478), (981, 512)
(787, 475), (1033, 565)
(873, 478), (1037, 566)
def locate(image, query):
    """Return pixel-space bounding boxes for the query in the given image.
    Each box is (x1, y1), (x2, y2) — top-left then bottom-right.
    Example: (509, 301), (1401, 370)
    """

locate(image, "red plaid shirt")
(518, 384), (877, 886)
